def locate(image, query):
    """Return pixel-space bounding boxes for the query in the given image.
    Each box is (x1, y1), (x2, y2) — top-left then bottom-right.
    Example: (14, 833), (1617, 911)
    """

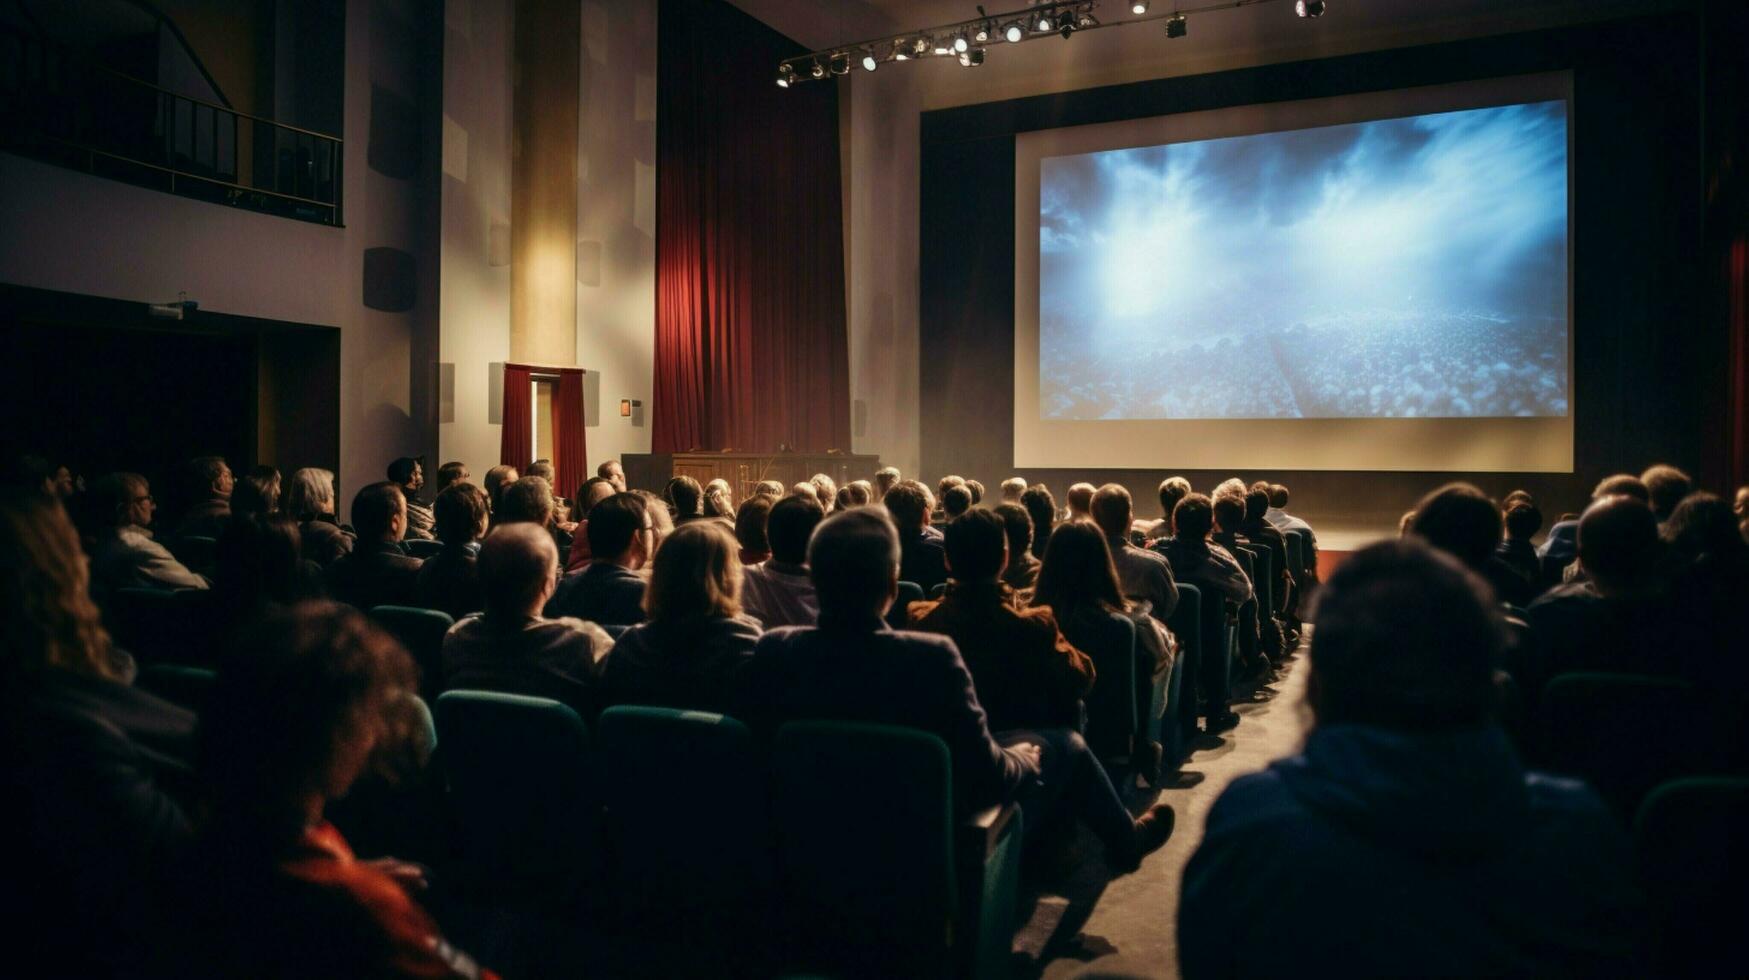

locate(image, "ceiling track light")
(776, 0), (1332, 89)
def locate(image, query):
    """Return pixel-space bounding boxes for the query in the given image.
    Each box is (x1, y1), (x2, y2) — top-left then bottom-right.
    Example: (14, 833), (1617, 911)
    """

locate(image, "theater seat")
(1635, 777), (1749, 976)
(891, 581), (926, 629)
(106, 587), (219, 667)
(1162, 583), (1202, 767)
(1069, 610), (1137, 771)
(597, 706), (774, 972)
(771, 720), (1022, 980)
(433, 690), (599, 906)
(1538, 672), (1726, 819)
(369, 605), (454, 701)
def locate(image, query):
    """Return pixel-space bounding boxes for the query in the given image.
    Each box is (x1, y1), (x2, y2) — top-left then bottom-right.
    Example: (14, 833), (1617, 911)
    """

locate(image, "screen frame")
(1012, 71), (1575, 473)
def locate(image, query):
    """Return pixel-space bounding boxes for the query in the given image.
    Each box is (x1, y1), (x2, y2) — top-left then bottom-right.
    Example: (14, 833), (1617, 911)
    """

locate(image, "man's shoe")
(1109, 802), (1176, 874)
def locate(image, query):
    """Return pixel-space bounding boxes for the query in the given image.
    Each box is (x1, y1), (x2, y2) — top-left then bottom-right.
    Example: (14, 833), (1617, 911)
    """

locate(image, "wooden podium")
(624, 452), (883, 500)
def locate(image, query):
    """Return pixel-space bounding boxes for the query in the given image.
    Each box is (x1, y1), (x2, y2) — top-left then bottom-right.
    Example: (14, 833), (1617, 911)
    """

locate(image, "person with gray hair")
(88, 472), (210, 596)
(442, 522), (613, 718)
(999, 477), (1027, 504)
(739, 507), (1175, 883)
(282, 467), (354, 566)
(873, 466), (901, 500)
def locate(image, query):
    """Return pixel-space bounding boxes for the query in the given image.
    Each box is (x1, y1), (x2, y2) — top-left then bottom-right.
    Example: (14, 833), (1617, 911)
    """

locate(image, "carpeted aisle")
(1040, 644), (1314, 980)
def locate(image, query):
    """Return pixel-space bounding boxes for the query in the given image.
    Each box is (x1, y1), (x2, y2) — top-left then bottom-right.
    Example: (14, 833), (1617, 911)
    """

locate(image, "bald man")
(1065, 482), (1097, 521)
(442, 523), (615, 717)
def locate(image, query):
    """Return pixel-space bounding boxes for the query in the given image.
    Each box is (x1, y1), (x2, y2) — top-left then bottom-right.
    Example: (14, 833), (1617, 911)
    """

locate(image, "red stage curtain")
(500, 363), (533, 471)
(653, 0), (850, 454)
(554, 368), (588, 500)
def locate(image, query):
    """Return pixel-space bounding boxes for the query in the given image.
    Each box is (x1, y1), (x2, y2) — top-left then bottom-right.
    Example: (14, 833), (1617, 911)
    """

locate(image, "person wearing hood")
(1179, 538), (1644, 978)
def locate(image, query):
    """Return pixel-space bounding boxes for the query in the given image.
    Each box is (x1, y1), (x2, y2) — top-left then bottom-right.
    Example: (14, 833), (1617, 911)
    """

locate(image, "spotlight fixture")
(958, 47), (986, 67)
(829, 52), (850, 75)
(974, 6), (992, 43)
(1034, 11), (1053, 33)
(810, 59), (825, 79)
(1296, 0), (1327, 17)
(952, 30), (969, 52)
(1165, 13), (1187, 37)
(861, 49), (878, 71)
(933, 37), (952, 55)
(913, 36), (930, 56)
(776, 62), (793, 87)
(1003, 20), (1024, 42)
(1076, 8), (1098, 29)
(892, 39), (909, 60)
(1132, 0), (1149, 13)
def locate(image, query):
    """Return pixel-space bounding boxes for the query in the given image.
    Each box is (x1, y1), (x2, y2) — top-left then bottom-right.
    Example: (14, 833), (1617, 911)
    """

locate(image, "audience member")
(965, 479), (985, 506)
(444, 524), (612, 718)
(1066, 482), (1096, 520)
(995, 503), (1041, 592)
(704, 478), (735, 520)
(175, 455), (234, 540)
(388, 456), (434, 541)
(416, 482), (489, 619)
(1497, 500), (1543, 586)
(547, 493), (652, 626)
(497, 475), (556, 528)
(1180, 539), (1642, 978)
(741, 494), (824, 628)
(1155, 494), (1253, 607)
(5, 453), (76, 499)
(1000, 477), (1027, 504)
(1090, 483), (1178, 623)
(809, 473), (838, 514)
(633, 489), (674, 555)
(1640, 463), (1693, 524)
(1663, 492), (1749, 698)
(483, 465), (518, 516)
(736, 507), (1174, 875)
(1264, 484), (1318, 571)
(882, 481), (948, 592)
(231, 467), (281, 520)
(190, 602), (493, 978)
(733, 494), (774, 565)
(88, 472), (210, 595)
(564, 476), (619, 571)
(1408, 483), (1536, 608)
(1240, 487), (1293, 616)
(667, 475), (705, 524)
(908, 509), (1094, 732)
(936, 475), (966, 505)
(1211, 492), (1274, 669)
(755, 479), (787, 499)
(942, 483), (974, 520)
(2, 488), (196, 975)
(433, 460), (469, 495)
(212, 514), (320, 620)
(1538, 473), (1650, 569)
(1021, 484), (1057, 561)
(1520, 496), (1669, 698)
(874, 466), (900, 500)
(597, 522), (761, 717)
(283, 467), (355, 566)
(1734, 485), (1749, 538)
(1146, 476), (1192, 541)
(325, 483), (422, 611)
(598, 459), (627, 494)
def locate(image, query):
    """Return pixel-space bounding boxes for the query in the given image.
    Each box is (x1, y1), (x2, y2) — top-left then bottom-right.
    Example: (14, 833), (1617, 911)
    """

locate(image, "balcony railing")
(1, 25), (343, 225)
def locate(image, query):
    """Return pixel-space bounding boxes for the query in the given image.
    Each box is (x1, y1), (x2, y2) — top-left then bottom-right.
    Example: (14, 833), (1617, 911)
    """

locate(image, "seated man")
(1065, 482), (1096, 522)
(432, 460), (469, 495)
(667, 475), (707, 525)
(741, 493), (824, 628)
(1537, 473), (1649, 573)
(443, 523), (612, 720)
(1211, 492), (1273, 669)
(999, 477), (1027, 504)
(1641, 463), (1693, 525)
(1239, 487), (1294, 622)
(325, 482), (423, 611)
(908, 509), (1093, 732)
(546, 493), (651, 627)
(1089, 484), (1178, 623)
(88, 472), (210, 595)
(941, 483), (974, 521)
(1519, 495), (1672, 701)
(1497, 500), (1542, 587)
(173, 455), (233, 541)
(388, 456), (434, 541)
(1155, 494), (1251, 731)
(737, 508), (1173, 873)
(1180, 539), (1643, 977)
(873, 466), (901, 500)
(1145, 476), (1192, 542)
(882, 481), (947, 593)
(1408, 483), (1537, 609)
(598, 458), (627, 494)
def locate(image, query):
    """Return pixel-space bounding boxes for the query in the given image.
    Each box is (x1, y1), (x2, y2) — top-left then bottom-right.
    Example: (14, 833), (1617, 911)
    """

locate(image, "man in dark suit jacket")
(738, 507), (1173, 873)
(546, 492), (651, 627)
(881, 480), (947, 593)
(326, 482), (423, 611)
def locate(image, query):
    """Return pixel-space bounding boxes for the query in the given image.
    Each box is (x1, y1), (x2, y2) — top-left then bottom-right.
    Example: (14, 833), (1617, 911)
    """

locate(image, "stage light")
(1003, 21), (1024, 42)
(1132, 0), (1149, 13)
(776, 63), (793, 87)
(958, 47), (985, 67)
(861, 50), (878, 71)
(913, 37), (930, 56)
(1165, 14), (1187, 37)
(974, 22), (991, 42)
(952, 31), (969, 52)
(1034, 11), (1053, 32)
(1059, 22), (1074, 39)
(893, 39), (910, 60)
(829, 52), (850, 75)
(933, 37), (952, 55)
(1296, 0), (1327, 17)
(1077, 10), (1098, 29)
(810, 59), (826, 78)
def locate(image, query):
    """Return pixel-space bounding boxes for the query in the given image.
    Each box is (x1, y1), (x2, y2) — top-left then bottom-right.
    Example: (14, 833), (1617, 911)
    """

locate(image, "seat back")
(172, 534), (218, 575)
(1539, 672), (1720, 819)
(929, 581), (950, 600)
(1162, 583), (1202, 766)
(890, 580), (926, 629)
(404, 538), (445, 559)
(772, 721), (957, 977)
(370, 605), (455, 701)
(134, 663), (216, 714)
(106, 587), (216, 667)
(597, 706), (772, 912)
(432, 690), (598, 901)
(1635, 777), (1749, 976)
(1062, 610), (1136, 764)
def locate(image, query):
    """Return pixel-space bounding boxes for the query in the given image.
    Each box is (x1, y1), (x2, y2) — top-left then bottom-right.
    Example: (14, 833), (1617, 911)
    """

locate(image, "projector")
(147, 298), (198, 320)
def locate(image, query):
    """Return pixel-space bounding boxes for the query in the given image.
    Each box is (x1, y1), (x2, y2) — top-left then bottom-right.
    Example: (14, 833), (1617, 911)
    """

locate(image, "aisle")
(1041, 646), (1314, 979)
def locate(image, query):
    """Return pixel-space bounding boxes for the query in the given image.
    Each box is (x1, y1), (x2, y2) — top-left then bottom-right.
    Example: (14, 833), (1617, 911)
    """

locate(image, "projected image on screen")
(1038, 100), (1568, 421)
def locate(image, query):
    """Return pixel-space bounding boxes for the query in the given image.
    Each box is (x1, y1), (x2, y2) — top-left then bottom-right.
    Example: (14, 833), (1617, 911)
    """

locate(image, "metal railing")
(0, 25), (343, 225)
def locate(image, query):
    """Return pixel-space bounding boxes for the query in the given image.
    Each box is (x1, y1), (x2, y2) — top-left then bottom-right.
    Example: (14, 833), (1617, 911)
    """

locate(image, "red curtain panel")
(652, 0), (850, 453)
(554, 368), (588, 500)
(500, 362), (534, 471)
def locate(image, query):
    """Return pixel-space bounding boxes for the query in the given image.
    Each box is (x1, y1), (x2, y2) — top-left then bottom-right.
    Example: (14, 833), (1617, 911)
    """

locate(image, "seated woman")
(0, 487), (197, 976)
(416, 482), (489, 619)
(187, 601), (494, 978)
(597, 521), (762, 717)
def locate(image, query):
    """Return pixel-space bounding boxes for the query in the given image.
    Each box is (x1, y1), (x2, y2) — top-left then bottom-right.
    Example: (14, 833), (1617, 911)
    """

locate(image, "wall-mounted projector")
(147, 295), (198, 320)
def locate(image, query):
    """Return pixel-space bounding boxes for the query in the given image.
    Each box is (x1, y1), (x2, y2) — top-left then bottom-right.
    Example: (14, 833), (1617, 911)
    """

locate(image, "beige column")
(510, 0), (579, 366)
